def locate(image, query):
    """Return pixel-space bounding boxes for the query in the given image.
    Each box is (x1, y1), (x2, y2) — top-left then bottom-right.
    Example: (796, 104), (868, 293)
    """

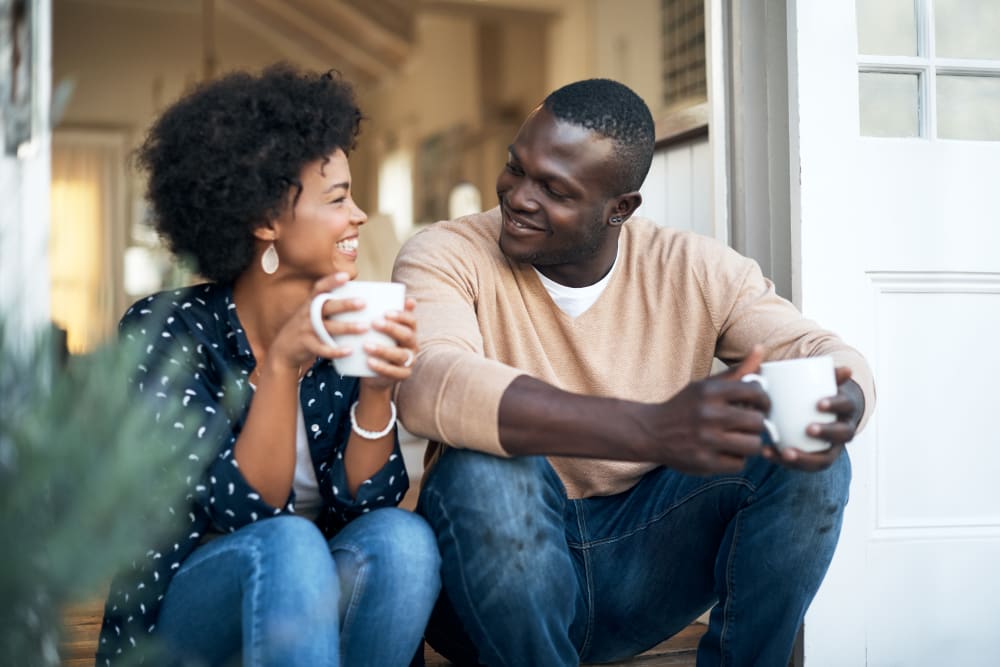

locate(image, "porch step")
(62, 597), (705, 667)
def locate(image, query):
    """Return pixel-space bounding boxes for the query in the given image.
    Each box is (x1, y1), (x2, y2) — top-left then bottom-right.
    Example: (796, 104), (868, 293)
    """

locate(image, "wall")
(1, 0), (52, 344)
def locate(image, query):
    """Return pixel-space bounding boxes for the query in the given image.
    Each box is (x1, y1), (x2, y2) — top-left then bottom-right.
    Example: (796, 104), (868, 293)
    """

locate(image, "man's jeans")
(418, 448), (851, 666)
(156, 509), (441, 666)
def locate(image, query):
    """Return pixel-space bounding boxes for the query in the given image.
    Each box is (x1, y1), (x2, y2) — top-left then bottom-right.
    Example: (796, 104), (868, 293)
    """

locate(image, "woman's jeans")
(419, 449), (851, 667)
(156, 508), (441, 666)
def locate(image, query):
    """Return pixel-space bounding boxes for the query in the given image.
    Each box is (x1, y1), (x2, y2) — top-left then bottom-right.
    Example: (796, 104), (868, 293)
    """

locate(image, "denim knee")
(420, 450), (568, 586)
(360, 508), (441, 584)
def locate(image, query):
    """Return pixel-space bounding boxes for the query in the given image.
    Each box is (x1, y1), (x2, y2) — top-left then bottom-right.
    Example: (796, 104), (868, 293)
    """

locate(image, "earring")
(261, 243), (279, 274)
(609, 215), (624, 224)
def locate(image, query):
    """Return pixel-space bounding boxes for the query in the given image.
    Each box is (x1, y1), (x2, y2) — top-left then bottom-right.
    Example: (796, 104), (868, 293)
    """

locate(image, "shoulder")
(394, 208), (506, 281)
(623, 218), (749, 269)
(119, 283), (229, 342)
(401, 208), (501, 254)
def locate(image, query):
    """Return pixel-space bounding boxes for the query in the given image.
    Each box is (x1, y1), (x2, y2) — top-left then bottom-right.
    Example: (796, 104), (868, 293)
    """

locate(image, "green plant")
(0, 320), (205, 665)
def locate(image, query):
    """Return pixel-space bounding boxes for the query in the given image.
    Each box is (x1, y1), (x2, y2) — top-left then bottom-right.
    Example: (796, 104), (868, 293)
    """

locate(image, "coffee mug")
(741, 355), (837, 452)
(309, 281), (406, 377)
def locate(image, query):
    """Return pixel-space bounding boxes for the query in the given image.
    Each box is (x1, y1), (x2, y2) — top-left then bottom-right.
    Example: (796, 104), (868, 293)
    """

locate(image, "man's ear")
(608, 192), (642, 226)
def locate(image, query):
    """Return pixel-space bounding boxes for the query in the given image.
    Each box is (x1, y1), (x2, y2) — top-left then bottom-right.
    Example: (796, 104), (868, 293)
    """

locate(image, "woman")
(97, 65), (439, 666)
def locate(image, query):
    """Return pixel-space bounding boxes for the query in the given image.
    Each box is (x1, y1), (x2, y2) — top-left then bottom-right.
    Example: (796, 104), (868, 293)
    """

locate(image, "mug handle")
(310, 293), (339, 349)
(740, 373), (780, 445)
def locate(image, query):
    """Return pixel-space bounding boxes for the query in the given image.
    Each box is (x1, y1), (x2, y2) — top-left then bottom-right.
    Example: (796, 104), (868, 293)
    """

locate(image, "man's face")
(496, 107), (621, 286)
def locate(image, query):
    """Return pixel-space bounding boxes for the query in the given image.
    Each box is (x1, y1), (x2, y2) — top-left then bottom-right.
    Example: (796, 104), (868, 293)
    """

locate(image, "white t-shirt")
(292, 391), (323, 520)
(532, 251), (619, 318)
(248, 378), (322, 520)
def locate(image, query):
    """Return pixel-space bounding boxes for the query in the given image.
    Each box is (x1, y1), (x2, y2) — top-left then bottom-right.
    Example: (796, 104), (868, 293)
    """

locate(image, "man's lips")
(502, 206), (546, 233)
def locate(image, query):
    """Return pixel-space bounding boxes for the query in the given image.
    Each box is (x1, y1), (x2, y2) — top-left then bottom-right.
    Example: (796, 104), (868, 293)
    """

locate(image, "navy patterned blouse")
(96, 283), (409, 665)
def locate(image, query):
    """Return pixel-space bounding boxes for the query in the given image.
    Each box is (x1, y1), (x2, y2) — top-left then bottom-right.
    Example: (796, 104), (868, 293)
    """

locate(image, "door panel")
(787, 2), (1000, 665)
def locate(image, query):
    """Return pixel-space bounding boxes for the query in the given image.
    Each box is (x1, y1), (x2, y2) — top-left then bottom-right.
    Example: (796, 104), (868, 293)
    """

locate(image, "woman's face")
(272, 148), (367, 281)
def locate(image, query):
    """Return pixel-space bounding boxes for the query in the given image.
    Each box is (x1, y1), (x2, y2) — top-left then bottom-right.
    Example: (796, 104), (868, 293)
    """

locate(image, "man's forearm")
(498, 375), (647, 460)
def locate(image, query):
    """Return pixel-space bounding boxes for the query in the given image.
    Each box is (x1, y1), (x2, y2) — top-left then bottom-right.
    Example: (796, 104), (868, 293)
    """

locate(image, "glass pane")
(859, 72), (921, 137)
(935, 0), (1000, 59)
(857, 0), (918, 55)
(937, 75), (1000, 140)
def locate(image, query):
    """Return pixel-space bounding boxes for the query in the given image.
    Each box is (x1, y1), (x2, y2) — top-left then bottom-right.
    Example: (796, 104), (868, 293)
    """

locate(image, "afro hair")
(135, 63), (363, 284)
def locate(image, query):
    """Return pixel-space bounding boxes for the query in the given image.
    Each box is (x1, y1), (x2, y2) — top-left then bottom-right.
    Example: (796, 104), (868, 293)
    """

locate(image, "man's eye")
(505, 163), (523, 176)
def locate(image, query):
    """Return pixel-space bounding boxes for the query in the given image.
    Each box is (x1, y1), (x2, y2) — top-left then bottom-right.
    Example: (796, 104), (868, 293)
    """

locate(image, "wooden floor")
(420, 623), (706, 666)
(61, 599), (704, 667)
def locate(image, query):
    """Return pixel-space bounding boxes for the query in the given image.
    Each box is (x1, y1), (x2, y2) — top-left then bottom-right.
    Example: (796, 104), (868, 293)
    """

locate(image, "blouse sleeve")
(304, 376), (411, 523)
(119, 300), (292, 536)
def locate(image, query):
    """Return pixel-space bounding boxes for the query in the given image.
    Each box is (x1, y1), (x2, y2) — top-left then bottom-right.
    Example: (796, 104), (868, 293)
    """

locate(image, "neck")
(232, 269), (312, 356)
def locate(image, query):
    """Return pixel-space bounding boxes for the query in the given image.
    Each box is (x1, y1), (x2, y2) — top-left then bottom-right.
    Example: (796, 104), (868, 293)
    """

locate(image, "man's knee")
(418, 449), (569, 583)
(419, 449), (558, 521)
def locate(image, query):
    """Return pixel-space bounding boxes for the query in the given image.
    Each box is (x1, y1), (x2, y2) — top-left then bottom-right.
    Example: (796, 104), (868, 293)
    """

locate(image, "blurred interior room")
(49, 0), (714, 356)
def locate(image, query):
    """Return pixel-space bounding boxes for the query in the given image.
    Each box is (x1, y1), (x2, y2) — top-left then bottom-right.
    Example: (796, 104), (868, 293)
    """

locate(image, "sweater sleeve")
(703, 242), (876, 431)
(392, 224), (523, 455)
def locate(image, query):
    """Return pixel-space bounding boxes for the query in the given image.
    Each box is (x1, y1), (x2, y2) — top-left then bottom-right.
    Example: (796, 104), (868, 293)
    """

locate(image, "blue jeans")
(418, 449), (851, 667)
(156, 509), (441, 666)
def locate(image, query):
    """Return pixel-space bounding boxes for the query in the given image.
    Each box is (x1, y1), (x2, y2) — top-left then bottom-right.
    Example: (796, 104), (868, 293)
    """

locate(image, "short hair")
(136, 63), (363, 284)
(542, 79), (655, 194)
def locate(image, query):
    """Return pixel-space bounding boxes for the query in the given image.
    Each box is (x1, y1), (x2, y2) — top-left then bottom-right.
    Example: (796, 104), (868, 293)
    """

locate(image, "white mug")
(309, 281), (406, 377)
(741, 355), (837, 452)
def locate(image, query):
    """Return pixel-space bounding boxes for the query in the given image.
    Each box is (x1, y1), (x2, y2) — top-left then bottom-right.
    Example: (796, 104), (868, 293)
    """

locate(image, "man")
(392, 79), (874, 667)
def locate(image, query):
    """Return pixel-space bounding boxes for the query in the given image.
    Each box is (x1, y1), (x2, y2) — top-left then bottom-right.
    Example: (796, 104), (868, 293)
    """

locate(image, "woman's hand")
(360, 297), (419, 392)
(266, 273), (363, 374)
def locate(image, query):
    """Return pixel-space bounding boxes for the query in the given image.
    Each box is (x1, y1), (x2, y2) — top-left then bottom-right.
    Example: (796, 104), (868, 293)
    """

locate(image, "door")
(786, 1), (1000, 665)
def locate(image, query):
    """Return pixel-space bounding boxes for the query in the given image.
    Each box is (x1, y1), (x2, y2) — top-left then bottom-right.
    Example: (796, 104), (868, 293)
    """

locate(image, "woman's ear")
(252, 222), (277, 242)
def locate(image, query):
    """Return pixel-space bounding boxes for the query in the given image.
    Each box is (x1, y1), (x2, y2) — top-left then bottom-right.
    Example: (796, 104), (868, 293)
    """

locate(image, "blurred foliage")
(0, 319), (205, 665)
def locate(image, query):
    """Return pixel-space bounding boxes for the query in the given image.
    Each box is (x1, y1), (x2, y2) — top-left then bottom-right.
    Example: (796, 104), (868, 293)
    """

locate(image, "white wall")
(1, 0), (52, 344)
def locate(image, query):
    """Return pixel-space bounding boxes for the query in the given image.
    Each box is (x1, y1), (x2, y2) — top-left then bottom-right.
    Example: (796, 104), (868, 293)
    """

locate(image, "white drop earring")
(261, 242), (279, 275)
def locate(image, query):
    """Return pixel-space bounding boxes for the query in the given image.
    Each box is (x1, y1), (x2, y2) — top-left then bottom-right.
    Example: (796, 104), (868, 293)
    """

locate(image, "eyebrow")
(323, 181), (350, 194)
(508, 145), (575, 192)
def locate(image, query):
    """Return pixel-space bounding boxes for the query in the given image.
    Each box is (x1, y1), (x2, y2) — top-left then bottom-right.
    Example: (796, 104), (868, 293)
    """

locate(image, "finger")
(702, 401), (769, 437)
(834, 365), (853, 386)
(321, 296), (366, 319)
(720, 345), (765, 380)
(775, 444), (844, 472)
(704, 379), (771, 414)
(403, 297), (417, 312)
(807, 421), (856, 445)
(816, 395), (856, 417)
(383, 308), (417, 331)
(372, 317), (417, 348)
(365, 353), (411, 382)
(304, 338), (353, 361)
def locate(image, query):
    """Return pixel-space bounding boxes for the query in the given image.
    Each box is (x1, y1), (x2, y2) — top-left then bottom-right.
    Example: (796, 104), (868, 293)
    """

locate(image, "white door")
(786, 1), (1000, 665)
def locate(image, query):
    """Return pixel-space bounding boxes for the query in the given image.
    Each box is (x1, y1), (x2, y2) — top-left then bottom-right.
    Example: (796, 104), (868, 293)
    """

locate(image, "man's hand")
(762, 367), (864, 471)
(635, 346), (771, 475)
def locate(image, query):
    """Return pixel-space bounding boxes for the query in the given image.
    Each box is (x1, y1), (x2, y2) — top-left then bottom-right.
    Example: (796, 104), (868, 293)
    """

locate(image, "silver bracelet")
(349, 400), (397, 440)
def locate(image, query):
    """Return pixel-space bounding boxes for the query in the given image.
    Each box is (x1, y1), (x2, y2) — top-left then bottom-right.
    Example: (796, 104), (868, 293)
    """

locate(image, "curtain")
(49, 131), (126, 354)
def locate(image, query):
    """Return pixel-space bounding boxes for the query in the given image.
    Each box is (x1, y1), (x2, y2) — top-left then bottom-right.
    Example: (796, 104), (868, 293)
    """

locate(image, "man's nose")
(505, 178), (539, 212)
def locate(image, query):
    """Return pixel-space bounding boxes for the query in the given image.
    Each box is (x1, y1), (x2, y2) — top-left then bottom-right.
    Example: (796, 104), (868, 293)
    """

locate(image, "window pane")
(935, 0), (1000, 59)
(857, 0), (917, 56)
(661, 0), (707, 110)
(859, 72), (921, 137)
(937, 75), (1000, 140)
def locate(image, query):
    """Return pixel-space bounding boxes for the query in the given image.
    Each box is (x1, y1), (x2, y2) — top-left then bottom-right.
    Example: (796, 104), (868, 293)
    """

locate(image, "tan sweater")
(392, 207), (875, 498)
